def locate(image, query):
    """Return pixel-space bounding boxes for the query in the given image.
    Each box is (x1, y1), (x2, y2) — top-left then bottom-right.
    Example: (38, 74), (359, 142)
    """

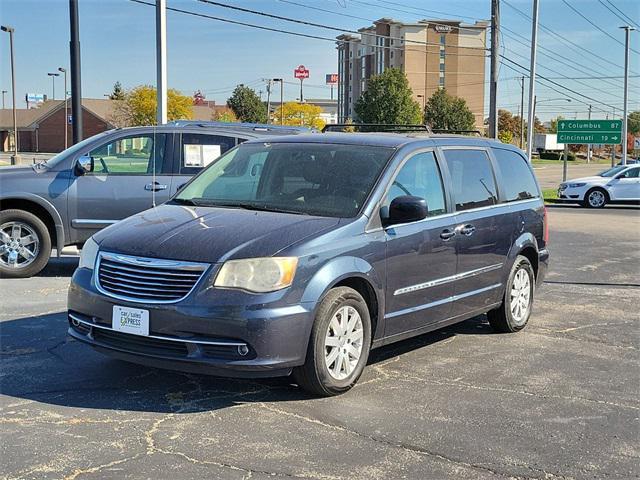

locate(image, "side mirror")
(384, 195), (428, 227)
(75, 155), (94, 175)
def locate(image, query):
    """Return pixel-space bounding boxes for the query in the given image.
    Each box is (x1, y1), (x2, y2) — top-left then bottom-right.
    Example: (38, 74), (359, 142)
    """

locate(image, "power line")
(277, 0), (373, 22)
(363, 0), (483, 23)
(561, 0), (639, 55)
(599, 0), (640, 29)
(196, 0), (488, 53)
(502, 0), (636, 74)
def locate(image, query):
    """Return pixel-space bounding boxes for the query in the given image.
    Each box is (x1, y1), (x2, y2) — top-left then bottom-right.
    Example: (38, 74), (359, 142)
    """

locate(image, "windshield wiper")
(171, 198), (198, 206)
(192, 199), (308, 215)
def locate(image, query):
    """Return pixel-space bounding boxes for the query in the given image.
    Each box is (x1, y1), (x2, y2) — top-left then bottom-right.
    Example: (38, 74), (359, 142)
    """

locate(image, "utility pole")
(2, 90), (7, 109)
(156, 0), (167, 125)
(586, 104), (592, 163)
(489, 0), (499, 139)
(525, 0), (539, 161)
(265, 79), (272, 124)
(59, 67), (68, 150)
(69, 0), (83, 143)
(620, 26), (634, 165)
(611, 107), (616, 167)
(519, 76), (525, 149)
(1, 25), (18, 163)
(273, 78), (283, 125)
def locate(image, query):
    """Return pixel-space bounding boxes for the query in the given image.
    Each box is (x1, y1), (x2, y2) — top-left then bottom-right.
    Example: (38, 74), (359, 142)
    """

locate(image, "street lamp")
(532, 97), (571, 129)
(58, 67), (68, 149)
(1, 25), (18, 164)
(1, 90), (6, 109)
(272, 78), (284, 125)
(47, 72), (60, 100)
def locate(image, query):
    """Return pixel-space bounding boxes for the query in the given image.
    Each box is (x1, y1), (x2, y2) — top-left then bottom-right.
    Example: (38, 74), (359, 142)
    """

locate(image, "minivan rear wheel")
(0, 209), (51, 279)
(487, 255), (535, 333)
(293, 287), (371, 396)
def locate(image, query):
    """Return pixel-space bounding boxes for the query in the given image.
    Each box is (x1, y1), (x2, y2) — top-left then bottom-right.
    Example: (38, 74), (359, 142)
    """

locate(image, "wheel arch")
(507, 232), (539, 279)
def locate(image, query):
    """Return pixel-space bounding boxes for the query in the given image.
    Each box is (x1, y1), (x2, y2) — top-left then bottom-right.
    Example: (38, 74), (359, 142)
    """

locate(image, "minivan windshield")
(174, 142), (394, 217)
(599, 165), (627, 177)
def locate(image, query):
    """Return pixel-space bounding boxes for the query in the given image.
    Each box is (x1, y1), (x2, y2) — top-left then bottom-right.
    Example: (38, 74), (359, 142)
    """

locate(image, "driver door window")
(88, 135), (165, 175)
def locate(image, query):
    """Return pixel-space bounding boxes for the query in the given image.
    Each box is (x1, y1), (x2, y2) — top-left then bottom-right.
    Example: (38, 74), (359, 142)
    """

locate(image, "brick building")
(336, 18), (489, 128)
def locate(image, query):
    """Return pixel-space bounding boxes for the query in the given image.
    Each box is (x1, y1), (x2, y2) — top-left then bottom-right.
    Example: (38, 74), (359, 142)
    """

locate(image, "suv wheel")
(0, 209), (51, 279)
(583, 188), (608, 208)
(293, 287), (371, 396)
(487, 255), (535, 333)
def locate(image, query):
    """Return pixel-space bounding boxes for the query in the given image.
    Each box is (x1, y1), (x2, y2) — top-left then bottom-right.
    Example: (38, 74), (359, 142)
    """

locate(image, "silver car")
(0, 122), (308, 278)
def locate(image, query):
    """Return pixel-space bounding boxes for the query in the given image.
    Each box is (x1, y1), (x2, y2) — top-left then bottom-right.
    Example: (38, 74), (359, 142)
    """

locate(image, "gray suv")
(0, 122), (307, 278)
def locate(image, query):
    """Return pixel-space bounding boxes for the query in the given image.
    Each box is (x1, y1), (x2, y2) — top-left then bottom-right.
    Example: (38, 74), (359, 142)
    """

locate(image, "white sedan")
(558, 164), (640, 208)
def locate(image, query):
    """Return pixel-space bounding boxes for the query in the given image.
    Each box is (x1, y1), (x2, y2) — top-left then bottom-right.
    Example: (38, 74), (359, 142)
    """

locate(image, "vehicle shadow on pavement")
(546, 203), (640, 210)
(0, 311), (491, 413)
(36, 256), (80, 277)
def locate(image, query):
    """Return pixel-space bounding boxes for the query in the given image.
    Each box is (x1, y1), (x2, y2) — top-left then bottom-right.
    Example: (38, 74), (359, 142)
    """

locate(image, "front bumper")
(67, 267), (315, 378)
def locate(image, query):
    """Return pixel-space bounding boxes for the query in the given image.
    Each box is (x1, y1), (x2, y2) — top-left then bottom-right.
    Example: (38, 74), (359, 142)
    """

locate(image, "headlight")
(214, 257), (298, 293)
(567, 182), (586, 188)
(78, 237), (99, 270)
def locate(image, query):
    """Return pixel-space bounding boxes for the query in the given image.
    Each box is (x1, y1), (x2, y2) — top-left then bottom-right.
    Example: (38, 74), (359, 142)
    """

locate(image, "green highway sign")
(557, 119), (622, 144)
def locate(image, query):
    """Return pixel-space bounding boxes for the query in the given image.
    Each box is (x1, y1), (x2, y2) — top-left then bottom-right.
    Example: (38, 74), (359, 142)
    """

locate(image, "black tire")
(583, 187), (608, 208)
(293, 287), (372, 396)
(487, 255), (535, 333)
(0, 209), (51, 279)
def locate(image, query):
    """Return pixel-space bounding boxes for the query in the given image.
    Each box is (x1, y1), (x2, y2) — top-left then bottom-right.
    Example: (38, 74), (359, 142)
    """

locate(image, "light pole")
(47, 72), (60, 100)
(1, 90), (6, 109)
(59, 67), (68, 149)
(273, 78), (283, 125)
(532, 97), (571, 122)
(525, 0), (539, 162)
(1, 25), (18, 164)
(620, 26), (635, 165)
(417, 94), (426, 116)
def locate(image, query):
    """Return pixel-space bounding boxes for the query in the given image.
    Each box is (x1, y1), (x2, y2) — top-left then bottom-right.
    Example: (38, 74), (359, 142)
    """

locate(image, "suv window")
(180, 133), (238, 174)
(89, 134), (166, 175)
(493, 148), (540, 202)
(384, 151), (446, 217)
(443, 149), (498, 211)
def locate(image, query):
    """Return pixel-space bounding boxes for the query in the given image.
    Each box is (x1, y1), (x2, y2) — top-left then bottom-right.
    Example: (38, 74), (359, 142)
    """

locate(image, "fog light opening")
(237, 345), (249, 356)
(71, 318), (80, 327)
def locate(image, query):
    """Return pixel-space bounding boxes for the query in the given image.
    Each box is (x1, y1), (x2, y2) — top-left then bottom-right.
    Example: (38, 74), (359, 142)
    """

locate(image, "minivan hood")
(93, 204), (341, 263)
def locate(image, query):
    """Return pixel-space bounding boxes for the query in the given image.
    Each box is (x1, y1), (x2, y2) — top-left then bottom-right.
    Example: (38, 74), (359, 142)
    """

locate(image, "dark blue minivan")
(68, 133), (549, 396)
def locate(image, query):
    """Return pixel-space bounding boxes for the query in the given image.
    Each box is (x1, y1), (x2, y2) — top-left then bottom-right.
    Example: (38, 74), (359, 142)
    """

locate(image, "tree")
(273, 102), (326, 130)
(212, 107), (238, 123)
(549, 115), (565, 134)
(628, 111), (640, 135)
(227, 85), (267, 123)
(109, 81), (125, 100)
(424, 88), (475, 131)
(354, 68), (422, 125)
(498, 109), (521, 143)
(112, 85), (193, 126)
(498, 130), (513, 145)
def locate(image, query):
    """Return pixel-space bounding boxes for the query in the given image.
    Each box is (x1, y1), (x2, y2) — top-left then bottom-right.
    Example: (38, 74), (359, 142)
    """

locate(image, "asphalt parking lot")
(1, 205), (639, 480)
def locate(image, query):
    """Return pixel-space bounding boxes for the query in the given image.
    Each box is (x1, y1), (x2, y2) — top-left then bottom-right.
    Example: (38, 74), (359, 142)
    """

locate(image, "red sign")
(325, 73), (338, 85)
(294, 65), (310, 79)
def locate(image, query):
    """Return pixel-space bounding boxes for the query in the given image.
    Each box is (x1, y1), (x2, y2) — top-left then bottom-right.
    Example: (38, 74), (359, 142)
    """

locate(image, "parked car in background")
(0, 122), (308, 278)
(558, 164), (640, 208)
(68, 133), (549, 396)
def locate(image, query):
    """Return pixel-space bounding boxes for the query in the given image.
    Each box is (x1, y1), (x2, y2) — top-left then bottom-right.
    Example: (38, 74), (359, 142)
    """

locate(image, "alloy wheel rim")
(0, 222), (40, 269)
(510, 268), (531, 325)
(589, 191), (605, 207)
(324, 306), (364, 380)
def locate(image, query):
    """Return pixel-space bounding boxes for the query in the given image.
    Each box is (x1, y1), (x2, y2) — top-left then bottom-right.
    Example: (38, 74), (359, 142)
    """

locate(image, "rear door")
(69, 132), (171, 242)
(609, 166), (640, 200)
(172, 133), (241, 195)
(383, 150), (458, 339)
(441, 147), (511, 317)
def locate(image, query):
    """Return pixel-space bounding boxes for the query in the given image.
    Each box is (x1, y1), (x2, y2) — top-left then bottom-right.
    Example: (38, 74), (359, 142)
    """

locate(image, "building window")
(440, 34), (446, 45)
(439, 76), (445, 87)
(439, 63), (445, 72)
(440, 49), (445, 59)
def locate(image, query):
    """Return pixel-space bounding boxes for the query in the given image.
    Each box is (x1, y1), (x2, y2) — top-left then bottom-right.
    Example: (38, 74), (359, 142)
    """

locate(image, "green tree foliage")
(549, 115), (565, 134)
(227, 85), (267, 123)
(498, 109), (522, 143)
(112, 85), (193, 126)
(354, 68), (422, 125)
(627, 111), (640, 135)
(424, 88), (475, 131)
(109, 81), (125, 100)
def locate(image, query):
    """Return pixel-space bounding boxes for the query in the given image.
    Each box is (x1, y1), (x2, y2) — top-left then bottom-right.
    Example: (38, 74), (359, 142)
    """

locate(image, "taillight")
(543, 206), (549, 244)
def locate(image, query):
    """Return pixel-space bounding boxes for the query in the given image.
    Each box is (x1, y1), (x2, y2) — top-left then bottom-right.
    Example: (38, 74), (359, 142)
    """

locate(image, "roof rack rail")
(167, 120), (312, 133)
(322, 123), (432, 133)
(431, 129), (483, 136)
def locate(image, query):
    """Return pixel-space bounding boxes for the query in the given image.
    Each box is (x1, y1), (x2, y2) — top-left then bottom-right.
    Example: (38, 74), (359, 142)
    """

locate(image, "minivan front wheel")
(0, 209), (51, 279)
(293, 287), (372, 396)
(487, 255), (535, 333)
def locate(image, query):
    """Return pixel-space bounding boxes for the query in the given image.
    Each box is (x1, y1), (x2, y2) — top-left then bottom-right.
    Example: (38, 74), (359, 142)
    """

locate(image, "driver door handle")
(145, 182), (168, 192)
(458, 224), (476, 236)
(440, 229), (456, 241)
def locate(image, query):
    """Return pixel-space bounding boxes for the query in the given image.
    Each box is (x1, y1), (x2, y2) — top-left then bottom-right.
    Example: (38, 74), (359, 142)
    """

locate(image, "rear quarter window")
(492, 148), (540, 202)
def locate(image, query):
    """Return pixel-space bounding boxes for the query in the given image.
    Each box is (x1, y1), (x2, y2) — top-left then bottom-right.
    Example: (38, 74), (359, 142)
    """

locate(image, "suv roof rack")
(432, 129), (483, 136)
(322, 123), (432, 133)
(168, 120), (312, 133)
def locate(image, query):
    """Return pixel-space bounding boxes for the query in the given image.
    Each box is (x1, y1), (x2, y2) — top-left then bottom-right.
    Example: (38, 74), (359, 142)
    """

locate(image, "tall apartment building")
(336, 18), (488, 128)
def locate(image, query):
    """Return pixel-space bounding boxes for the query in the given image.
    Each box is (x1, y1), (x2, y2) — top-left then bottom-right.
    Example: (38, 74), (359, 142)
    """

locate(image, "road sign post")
(294, 65), (309, 102)
(557, 120), (623, 182)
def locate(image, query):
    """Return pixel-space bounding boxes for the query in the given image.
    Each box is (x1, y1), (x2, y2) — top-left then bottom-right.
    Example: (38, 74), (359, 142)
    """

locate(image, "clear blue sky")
(1, 0), (638, 121)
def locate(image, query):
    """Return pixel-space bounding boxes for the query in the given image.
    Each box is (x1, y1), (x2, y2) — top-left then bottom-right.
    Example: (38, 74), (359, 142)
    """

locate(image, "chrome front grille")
(96, 252), (209, 303)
